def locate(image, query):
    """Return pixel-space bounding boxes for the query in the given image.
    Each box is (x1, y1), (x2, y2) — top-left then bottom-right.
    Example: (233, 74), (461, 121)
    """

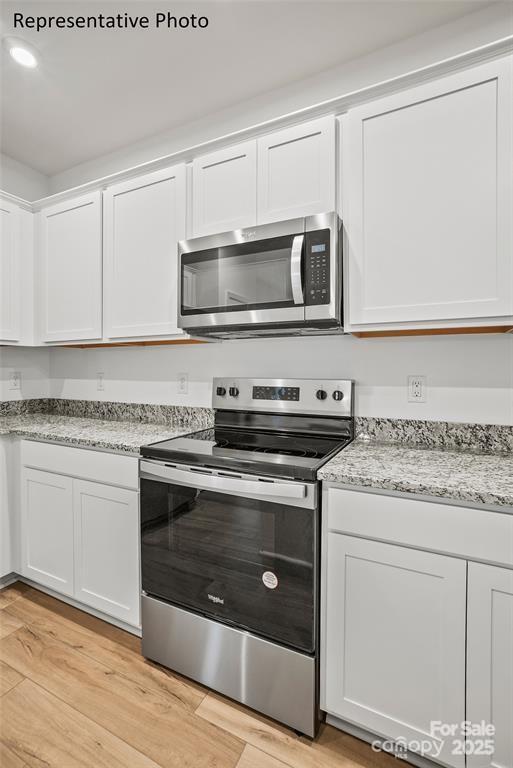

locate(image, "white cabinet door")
(467, 562), (513, 768)
(103, 165), (186, 339)
(21, 468), (74, 596)
(38, 191), (102, 342)
(344, 57), (513, 330)
(257, 116), (335, 224)
(0, 197), (21, 342)
(0, 438), (12, 578)
(324, 534), (466, 767)
(73, 479), (140, 627)
(192, 141), (257, 236)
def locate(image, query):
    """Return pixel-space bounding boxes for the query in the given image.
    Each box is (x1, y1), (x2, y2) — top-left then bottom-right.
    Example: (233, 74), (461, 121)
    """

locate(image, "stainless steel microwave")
(177, 212), (342, 338)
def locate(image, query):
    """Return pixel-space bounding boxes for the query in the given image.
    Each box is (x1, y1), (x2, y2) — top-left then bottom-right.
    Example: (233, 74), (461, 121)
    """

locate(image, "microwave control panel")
(304, 229), (330, 305)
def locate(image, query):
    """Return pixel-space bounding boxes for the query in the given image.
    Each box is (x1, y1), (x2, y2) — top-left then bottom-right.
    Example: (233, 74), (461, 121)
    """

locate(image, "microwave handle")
(290, 235), (304, 305)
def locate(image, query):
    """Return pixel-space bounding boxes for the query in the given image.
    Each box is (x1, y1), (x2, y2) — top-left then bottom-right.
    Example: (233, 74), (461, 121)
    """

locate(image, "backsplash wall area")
(43, 334), (513, 426)
(0, 347), (50, 401)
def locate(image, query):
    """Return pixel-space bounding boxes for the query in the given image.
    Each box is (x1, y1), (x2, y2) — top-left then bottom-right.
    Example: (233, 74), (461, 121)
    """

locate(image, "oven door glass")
(181, 233), (304, 315)
(141, 479), (317, 653)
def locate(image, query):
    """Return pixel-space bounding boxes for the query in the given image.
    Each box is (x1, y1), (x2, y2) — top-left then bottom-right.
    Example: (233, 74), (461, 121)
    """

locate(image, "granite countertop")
(0, 413), (200, 454)
(2, 402), (512, 508)
(318, 437), (513, 509)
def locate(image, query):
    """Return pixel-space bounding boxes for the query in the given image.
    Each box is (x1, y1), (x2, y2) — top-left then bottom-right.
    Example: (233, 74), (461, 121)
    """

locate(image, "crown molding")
(3, 36), (511, 213)
(0, 190), (34, 212)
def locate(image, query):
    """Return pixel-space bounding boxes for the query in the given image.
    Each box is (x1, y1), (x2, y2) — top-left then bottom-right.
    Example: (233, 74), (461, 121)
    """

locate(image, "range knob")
(333, 390), (344, 401)
(316, 389), (328, 401)
(216, 386), (226, 396)
(229, 386), (239, 397)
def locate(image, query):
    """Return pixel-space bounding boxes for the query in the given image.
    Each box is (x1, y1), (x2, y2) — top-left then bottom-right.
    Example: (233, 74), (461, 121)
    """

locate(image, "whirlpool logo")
(208, 593), (224, 605)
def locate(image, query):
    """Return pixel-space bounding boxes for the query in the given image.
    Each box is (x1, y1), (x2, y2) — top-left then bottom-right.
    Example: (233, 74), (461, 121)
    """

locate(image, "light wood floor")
(0, 582), (398, 768)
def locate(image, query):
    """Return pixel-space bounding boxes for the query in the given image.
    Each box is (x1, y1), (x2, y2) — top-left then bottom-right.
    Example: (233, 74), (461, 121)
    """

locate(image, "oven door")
(140, 461), (318, 653)
(178, 219), (306, 330)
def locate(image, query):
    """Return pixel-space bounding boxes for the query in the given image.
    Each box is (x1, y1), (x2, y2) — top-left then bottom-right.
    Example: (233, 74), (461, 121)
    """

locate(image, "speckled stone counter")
(0, 414), (208, 453)
(319, 436), (513, 509)
(0, 402), (214, 454)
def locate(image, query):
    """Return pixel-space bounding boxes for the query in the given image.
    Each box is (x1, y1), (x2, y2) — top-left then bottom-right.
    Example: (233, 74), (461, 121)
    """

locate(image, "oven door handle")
(290, 235), (304, 305)
(140, 460), (307, 499)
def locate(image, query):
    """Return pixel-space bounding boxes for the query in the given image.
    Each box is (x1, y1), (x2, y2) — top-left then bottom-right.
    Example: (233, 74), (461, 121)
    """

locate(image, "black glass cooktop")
(141, 427), (351, 481)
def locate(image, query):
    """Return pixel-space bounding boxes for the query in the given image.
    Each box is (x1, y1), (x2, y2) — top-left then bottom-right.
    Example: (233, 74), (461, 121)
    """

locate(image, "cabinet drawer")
(21, 440), (138, 490)
(326, 487), (513, 568)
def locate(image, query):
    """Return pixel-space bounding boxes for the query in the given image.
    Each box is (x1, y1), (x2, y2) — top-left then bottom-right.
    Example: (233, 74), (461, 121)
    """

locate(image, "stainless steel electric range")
(139, 378), (354, 737)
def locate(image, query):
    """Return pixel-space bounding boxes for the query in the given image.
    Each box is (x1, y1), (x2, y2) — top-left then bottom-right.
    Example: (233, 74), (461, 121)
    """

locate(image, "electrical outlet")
(96, 372), (105, 392)
(9, 371), (21, 391)
(177, 372), (188, 394)
(408, 375), (426, 403)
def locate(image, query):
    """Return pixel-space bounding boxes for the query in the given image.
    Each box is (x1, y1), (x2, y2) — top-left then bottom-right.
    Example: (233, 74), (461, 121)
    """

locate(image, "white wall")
(3, 3), (512, 425)
(48, 334), (513, 425)
(0, 153), (49, 201)
(47, 3), (513, 194)
(0, 347), (50, 401)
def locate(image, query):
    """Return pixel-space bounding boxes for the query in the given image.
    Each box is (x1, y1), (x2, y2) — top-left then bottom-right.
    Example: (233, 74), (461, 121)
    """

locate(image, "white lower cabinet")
(20, 442), (140, 628)
(324, 533), (466, 768)
(21, 468), (74, 596)
(1, 437), (16, 579)
(73, 480), (140, 626)
(467, 563), (513, 768)
(323, 486), (513, 768)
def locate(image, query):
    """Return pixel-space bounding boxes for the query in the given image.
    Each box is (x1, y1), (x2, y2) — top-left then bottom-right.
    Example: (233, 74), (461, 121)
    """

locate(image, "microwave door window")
(181, 234), (302, 314)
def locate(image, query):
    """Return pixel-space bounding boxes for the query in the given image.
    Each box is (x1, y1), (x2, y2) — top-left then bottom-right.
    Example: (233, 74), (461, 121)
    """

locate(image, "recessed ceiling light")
(3, 37), (38, 68)
(10, 45), (37, 68)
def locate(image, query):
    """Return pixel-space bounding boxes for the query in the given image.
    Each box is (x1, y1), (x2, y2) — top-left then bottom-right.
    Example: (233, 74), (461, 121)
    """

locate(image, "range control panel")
(305, 229), (330, 306)
(213, 378), (353, 418)
(253, 385), (300, 402)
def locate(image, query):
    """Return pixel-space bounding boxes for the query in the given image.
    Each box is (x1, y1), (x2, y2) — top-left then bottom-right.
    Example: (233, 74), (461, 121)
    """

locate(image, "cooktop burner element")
(260, 446), (310, 457)
(141, 378), (354, 481)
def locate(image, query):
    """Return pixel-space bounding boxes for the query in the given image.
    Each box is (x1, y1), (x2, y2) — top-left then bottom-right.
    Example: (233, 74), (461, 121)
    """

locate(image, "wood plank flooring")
(0, 583), (398, 768)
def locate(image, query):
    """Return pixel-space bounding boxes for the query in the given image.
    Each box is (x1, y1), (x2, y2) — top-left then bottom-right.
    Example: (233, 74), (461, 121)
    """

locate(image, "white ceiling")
(0, 0), (492, 176)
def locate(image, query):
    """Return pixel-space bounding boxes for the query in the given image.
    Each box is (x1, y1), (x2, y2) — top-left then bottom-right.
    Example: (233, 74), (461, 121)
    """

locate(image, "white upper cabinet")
(103, 165), (186, 339)
(191, 118), (336, 237)
(257, 116), (335, 224)
(0, 197), (21, 342)
(192, 141), (257, 236)
(38, 191), (102, 342)
(467, 563), (513, 768)
(343, 57), (513, 330)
